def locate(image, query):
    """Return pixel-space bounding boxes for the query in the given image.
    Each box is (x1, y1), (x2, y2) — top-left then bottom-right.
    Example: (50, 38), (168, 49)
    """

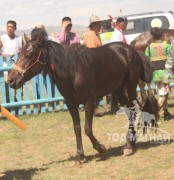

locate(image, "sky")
(0, 0), (173, 30)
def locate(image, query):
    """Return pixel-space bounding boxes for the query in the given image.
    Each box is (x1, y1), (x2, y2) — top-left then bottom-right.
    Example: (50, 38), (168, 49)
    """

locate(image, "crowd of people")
(0, 15), (174, 120)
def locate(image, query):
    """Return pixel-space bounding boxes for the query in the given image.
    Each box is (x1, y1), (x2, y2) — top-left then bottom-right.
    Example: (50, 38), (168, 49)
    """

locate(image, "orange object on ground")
(0, 106), (26, 130)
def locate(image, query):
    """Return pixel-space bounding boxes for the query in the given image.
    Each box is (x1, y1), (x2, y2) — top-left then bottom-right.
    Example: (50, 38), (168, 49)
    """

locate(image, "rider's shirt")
(145, 40), (170, 82)
(55, 31), (80, 45)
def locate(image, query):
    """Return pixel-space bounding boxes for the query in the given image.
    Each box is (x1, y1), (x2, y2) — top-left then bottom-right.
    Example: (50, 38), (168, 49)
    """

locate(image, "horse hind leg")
(84, 99), (107, 154)
(117, 84), (138, 156)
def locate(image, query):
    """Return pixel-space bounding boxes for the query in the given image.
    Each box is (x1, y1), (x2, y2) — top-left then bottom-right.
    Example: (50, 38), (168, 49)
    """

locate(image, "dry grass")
(0, 95), (174, 179)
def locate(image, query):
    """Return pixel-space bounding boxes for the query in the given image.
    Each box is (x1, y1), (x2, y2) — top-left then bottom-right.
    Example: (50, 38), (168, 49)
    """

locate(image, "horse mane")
(42, 41), (94, 79)
(30, 28), (96, 79)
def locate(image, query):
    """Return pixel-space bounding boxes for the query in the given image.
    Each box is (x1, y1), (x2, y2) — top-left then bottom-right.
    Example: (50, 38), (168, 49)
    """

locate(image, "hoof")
(96, 144), (107, 154)
(74, 154), (85, 165)
(123, 148), (136, 156)
(0, 174), (5, 178)
(75, 159), (82, 165)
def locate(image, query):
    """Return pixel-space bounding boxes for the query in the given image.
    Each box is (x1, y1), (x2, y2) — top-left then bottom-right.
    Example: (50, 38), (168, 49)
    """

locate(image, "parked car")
(123, 11), (174, 44)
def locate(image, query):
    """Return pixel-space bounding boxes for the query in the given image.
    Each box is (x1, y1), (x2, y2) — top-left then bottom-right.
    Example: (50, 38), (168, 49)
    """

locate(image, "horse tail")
(136, 50), (153, 83)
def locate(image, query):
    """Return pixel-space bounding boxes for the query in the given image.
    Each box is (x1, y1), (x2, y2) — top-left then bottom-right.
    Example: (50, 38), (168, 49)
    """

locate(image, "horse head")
(8, 30), (47, 89)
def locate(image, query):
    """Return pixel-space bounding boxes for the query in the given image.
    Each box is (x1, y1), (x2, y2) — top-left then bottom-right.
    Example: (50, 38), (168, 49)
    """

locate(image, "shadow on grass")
(168, 103), (174, 108)
(93, 139), (174, 162)
(0, 167), (48, 180)
(93, 110), (115, 117)
(41, 139), (174, 165)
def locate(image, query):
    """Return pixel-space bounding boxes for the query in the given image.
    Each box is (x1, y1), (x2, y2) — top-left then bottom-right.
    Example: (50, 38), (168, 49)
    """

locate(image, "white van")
(124, 11), (174, 44)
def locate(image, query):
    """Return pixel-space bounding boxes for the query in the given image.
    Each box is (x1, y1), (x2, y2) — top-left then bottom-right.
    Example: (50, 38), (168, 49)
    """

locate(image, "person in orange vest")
(83, 15), (102, 115)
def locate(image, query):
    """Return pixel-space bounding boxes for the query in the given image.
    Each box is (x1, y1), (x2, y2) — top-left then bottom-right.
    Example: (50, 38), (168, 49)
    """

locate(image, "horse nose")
(7, 77), (15, 87)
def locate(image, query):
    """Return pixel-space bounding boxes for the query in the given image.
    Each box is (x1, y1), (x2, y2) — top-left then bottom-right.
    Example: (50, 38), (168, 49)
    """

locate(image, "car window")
(142, 16), (170, 31)
(123, 19), (143, 35)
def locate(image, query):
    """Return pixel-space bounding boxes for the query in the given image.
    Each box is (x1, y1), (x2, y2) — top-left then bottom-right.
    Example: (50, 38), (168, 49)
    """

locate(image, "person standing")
(83, 15), (102, 114)
(99, 21), (114, 45)
(113, 17), (128, 44)
(145, 27), (171, 120)
(0, 20), (22, 58)
(55, 16), (80, 44)
(163, 39), (174, 83)
(99, 19), (127, 113)
(99, 21), (114, 107)
(83, 15), (101, 48)
(0, 20), (22, 80)
(0, 20), (22, 114)
(31, 23), (56, 112)
(55, 17), (80, 110)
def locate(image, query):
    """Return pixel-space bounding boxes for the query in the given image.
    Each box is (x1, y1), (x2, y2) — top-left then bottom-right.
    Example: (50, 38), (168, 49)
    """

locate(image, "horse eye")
(26, 54), (31, 59)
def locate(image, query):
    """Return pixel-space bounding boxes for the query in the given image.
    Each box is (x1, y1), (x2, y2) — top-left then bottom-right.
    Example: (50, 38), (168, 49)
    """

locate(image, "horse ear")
(22, 33), (30, 46)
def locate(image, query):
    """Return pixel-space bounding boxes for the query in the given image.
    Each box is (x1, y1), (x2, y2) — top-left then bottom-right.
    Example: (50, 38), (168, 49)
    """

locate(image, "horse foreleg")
(84, 99), (107, 154)
(66, 101), (84, 163)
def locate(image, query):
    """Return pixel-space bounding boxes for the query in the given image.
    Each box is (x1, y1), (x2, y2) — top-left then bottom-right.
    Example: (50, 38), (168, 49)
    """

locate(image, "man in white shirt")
(0, 20), (22, 114)
(112, 17), (128, 43)
(0, 20), (22, 80)
(0, 20), (22, 58)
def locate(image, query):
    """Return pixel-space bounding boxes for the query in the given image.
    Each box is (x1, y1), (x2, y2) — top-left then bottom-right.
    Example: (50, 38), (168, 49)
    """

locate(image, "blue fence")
(1, 55), (174, 116)
(0, 55), (68, 115)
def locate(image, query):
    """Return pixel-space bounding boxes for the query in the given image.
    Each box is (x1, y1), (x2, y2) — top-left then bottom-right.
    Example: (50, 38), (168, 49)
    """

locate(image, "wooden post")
(0, 105), (26, 130)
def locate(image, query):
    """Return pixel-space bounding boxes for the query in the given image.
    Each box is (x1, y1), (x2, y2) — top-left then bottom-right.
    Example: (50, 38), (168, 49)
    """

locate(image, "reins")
(12, 49), (45, 76)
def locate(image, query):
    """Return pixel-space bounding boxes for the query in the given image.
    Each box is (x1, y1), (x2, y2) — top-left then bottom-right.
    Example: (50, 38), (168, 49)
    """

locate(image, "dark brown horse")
(131, 29), (174, 51)
(131, 29), (174, 103)
(7, 29), (155, 163)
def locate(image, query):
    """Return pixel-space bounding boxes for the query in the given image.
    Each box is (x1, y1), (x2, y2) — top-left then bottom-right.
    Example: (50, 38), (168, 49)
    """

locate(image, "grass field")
(0, 95), (174, 179)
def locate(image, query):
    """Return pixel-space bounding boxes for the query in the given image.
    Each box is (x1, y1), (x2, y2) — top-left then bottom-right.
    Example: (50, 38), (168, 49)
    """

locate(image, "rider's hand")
(61, 21), (71, 29)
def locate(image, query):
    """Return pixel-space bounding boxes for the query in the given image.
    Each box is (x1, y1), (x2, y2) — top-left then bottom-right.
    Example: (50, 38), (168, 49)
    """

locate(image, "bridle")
(12, 49), (46, 76)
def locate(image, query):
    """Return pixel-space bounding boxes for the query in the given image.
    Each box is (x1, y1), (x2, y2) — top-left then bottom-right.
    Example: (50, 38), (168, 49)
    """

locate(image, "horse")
(130, 29), (174, 104)
(131, 29), (174, 51)
(7, 29), (156, 163)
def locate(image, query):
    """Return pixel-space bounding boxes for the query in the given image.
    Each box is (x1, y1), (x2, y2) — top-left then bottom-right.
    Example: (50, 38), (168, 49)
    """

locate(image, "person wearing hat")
(145, 27), (171, 120)
(32, 22), (56, 42)
(83, 15), (102, 115)
(112, 17), (128, 44)
(83, 15), (101, 48)
(32, 22), (45, 30)
(55, 16), (80, 45)
(99, 21), (116, 108)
